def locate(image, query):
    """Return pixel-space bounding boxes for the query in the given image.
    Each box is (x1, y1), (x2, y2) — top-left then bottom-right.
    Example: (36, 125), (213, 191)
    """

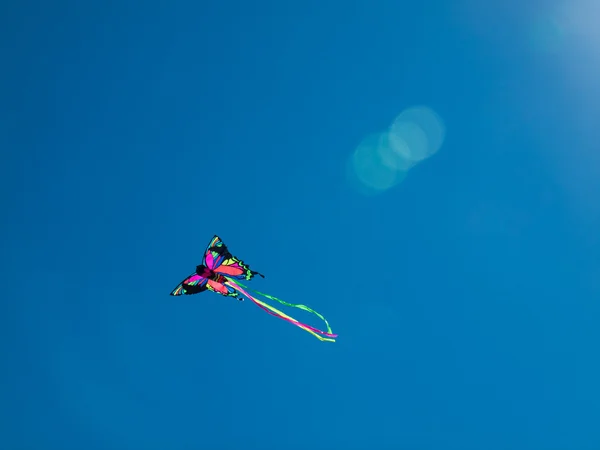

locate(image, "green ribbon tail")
(234, 280), (334, 335)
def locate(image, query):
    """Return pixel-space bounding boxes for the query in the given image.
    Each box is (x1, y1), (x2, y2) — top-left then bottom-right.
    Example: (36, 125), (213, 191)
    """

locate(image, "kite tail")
(225, 280), (337, 342)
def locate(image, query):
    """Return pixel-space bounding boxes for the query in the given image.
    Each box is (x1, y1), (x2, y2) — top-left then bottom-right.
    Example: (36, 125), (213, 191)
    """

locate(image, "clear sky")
(3, 1), (600, 449)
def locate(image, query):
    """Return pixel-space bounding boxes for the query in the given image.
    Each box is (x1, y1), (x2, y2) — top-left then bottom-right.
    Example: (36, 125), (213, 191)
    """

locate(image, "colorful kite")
(170, 235), (337, 342)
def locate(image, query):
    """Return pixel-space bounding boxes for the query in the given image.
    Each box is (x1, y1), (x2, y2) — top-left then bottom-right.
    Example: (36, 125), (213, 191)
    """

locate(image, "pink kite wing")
(203, 235), (263, 280)
(212, 260), (246, 277)
(170, 272), (209, 296)
(202, 235), (231, 271)
(206, 276), (239, 297)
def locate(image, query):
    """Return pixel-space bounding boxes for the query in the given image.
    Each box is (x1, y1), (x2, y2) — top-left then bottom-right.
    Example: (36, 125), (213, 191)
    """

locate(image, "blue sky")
(3, 1), (600, 449)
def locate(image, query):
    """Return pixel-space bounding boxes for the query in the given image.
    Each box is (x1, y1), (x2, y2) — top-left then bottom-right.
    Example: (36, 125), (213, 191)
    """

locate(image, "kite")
(170, 235), (337, 342)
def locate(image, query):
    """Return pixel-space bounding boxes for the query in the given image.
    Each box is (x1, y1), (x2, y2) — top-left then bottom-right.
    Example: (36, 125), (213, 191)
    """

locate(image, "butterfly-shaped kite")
(171, 235), (337, 342)
(170, 235), (263, 298)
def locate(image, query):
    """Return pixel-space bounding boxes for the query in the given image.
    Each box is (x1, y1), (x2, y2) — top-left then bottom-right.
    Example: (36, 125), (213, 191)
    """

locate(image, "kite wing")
(205, 235), (263, 281)
(170, 272), (209, 296)
(206, 275), (240, 298)
(202, 235), (230, 271)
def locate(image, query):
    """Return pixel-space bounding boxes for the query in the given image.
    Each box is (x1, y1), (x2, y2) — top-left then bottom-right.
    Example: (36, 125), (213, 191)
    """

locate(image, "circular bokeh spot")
(389, 106), (446, 162)
(348, 132), (409, 194)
